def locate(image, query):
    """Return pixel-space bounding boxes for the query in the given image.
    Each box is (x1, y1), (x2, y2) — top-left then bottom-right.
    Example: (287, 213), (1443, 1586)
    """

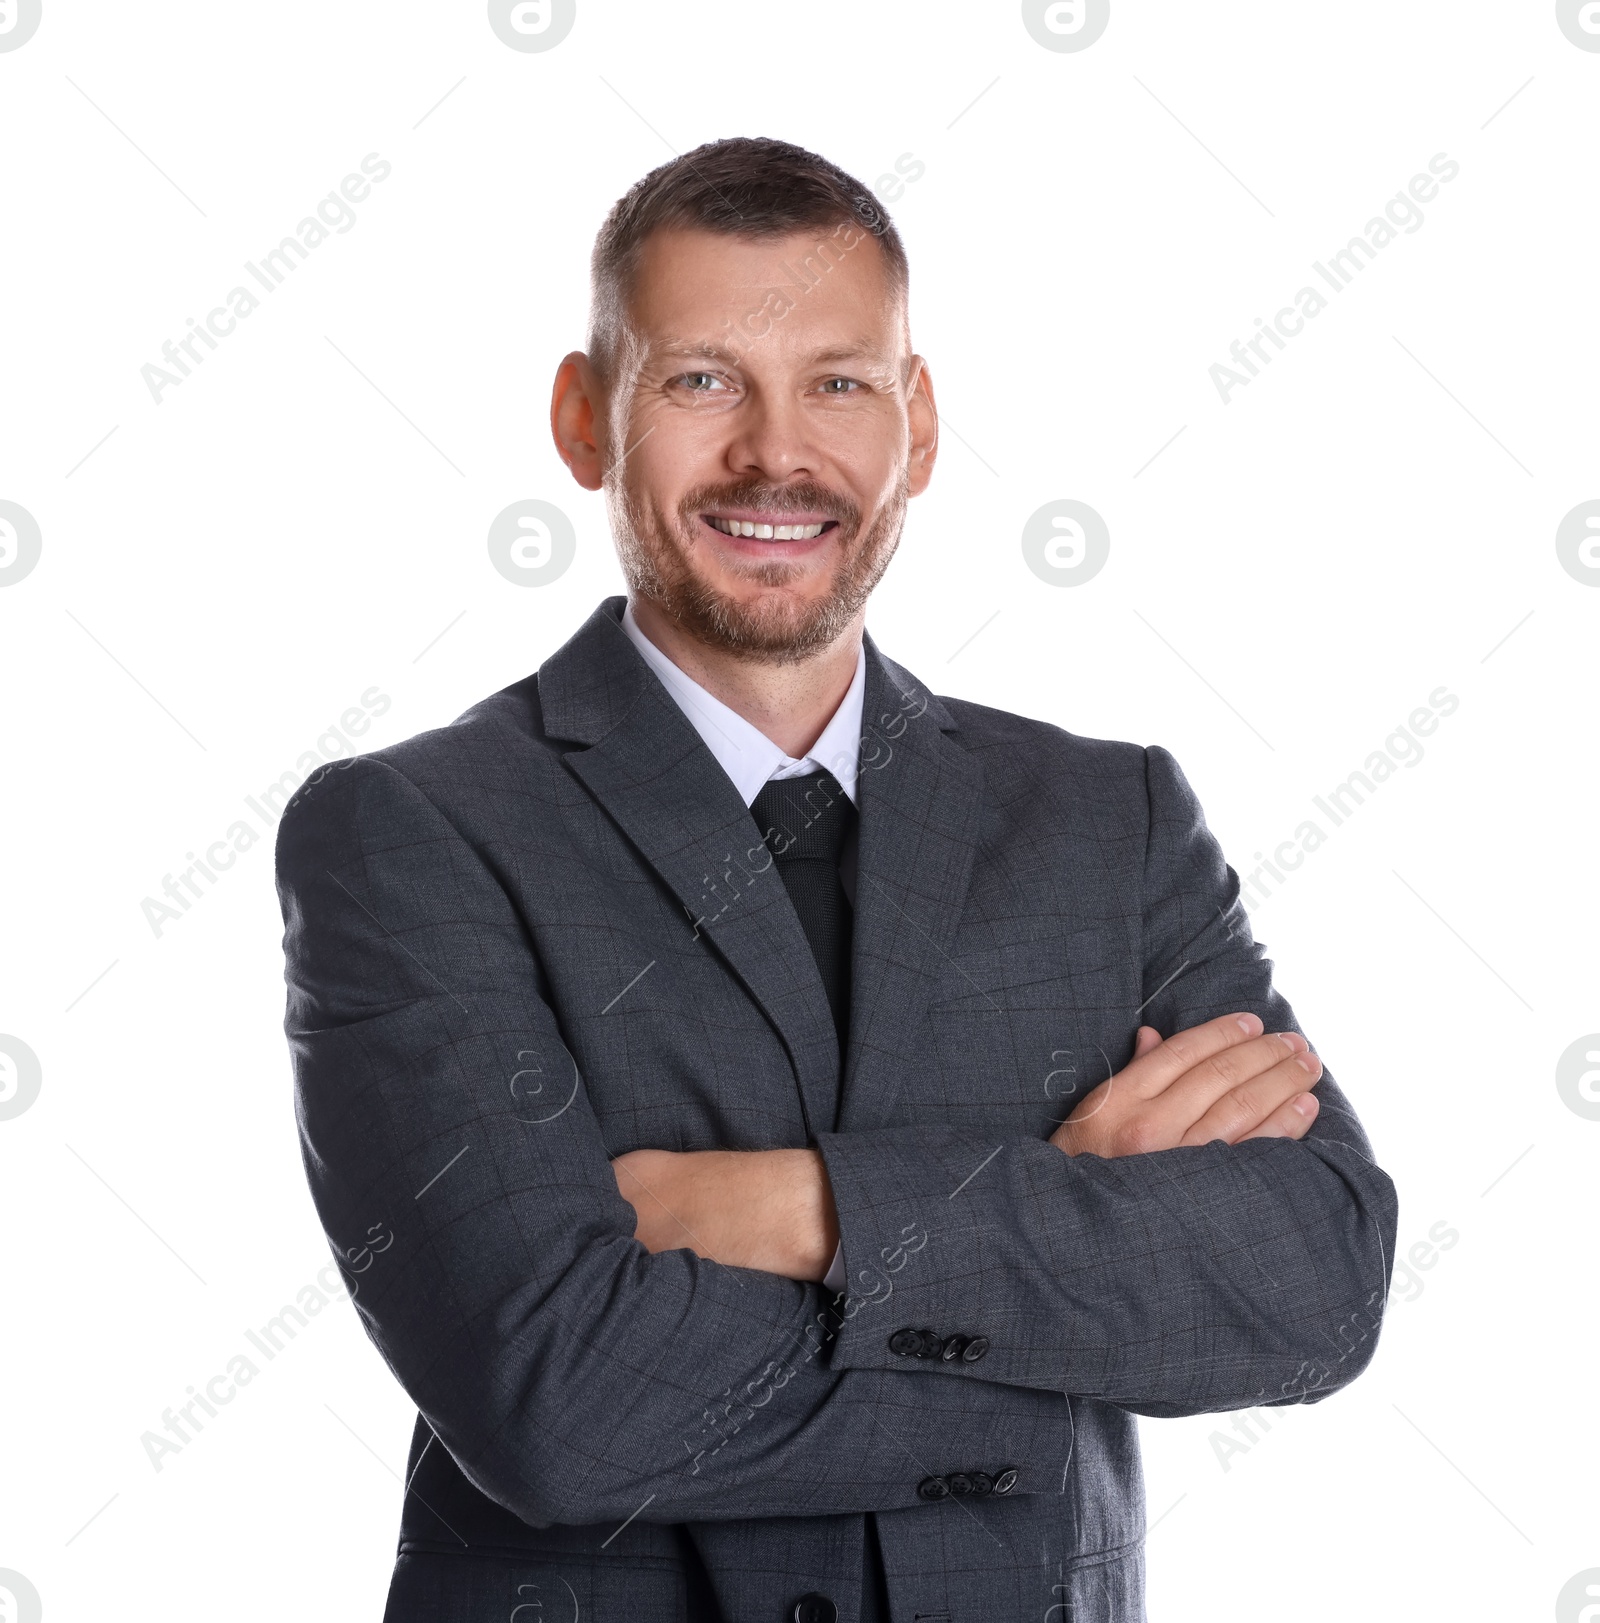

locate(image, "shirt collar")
(619, 600), (865, 808)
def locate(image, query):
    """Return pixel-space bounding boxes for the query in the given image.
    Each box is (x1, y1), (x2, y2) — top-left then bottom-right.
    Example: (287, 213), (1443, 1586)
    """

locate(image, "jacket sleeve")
(275, 755), (1077, 1530)
(815, 743), (1399, 1417)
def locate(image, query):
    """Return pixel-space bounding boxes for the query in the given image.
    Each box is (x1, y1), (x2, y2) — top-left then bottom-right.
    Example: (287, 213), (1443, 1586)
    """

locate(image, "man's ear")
(906, 355), (938, 498)
(550, 351), (605, 492)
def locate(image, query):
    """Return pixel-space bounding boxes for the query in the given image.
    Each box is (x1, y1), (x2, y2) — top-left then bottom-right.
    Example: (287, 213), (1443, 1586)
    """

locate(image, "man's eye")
(818, 377), (861, 395)
(679, 372), (728, 392)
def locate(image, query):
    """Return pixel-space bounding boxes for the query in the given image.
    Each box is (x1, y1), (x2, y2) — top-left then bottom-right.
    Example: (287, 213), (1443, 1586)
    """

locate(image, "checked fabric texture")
(275, 595), (1399, 1623)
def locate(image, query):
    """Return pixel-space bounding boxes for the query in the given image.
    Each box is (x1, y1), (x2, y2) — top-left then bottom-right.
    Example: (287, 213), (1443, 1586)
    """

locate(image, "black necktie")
(748, 770), (889, 1623)
(749, 769), (856, 1053)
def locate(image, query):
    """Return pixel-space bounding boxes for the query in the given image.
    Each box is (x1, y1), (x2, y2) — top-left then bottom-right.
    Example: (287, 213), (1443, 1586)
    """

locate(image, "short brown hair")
(588, 136), (909, 376)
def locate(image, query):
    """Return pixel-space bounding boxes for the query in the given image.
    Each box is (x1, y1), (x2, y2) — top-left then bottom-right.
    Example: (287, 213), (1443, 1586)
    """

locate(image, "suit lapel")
(539, 600), (842, 1139)
(841, 637), (986, 1129)
(538, 600), (987, 1140)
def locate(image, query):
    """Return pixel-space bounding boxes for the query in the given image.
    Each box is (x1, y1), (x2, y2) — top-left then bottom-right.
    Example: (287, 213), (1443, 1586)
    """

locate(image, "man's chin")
(656, 580), (853, 664)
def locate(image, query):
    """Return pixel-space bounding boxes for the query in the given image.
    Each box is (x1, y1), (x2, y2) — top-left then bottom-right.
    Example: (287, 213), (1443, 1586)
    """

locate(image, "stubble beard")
(607, 470), (908, 666)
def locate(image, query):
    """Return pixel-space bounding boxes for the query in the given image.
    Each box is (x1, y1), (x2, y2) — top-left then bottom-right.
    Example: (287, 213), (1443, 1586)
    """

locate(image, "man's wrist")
(613, 1146), (841, 1283)
(767, 1147), (840, 1283)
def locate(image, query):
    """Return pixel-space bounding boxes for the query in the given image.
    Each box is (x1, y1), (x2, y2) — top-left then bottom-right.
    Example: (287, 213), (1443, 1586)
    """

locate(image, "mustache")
(677, 479), (860, 528)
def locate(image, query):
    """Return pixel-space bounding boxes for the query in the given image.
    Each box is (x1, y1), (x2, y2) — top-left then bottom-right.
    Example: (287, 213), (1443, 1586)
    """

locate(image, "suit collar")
(538, 597), (981, 1136)
(541, 599), (843, 1137)
(617, 599), (869, 808)
(537, 596), (957, 746)
(534, 597), (653, 747)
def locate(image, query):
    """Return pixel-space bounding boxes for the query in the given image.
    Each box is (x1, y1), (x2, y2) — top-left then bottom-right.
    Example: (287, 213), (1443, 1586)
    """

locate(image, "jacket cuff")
(814, 1125), (1026, 1379)
(822, 1239), (847, 1295)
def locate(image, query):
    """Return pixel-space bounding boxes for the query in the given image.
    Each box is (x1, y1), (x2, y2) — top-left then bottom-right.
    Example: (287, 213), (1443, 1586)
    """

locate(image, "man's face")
(566, 225), (936, 663)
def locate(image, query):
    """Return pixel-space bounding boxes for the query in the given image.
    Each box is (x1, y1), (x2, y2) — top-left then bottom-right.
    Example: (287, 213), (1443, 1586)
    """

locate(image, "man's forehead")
(624, 227), (906, 353)
(633, 222), (889, 278)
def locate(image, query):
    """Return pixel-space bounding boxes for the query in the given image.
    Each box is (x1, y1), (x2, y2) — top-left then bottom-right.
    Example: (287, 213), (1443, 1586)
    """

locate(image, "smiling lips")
(703, 514), (833, 541)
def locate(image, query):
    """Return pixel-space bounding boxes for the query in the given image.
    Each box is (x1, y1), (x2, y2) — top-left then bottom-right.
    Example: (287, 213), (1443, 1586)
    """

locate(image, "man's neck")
(628, 595), (862, 760)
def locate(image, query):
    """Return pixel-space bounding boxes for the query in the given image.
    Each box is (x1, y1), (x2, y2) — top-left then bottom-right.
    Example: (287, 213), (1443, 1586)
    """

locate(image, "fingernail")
(1271, 1031), (1305, 1051)
(1295, 1053), (1320, 1075)
(1235, 1014), (1262, 1035)
(1292, 1093), (1318, 1117)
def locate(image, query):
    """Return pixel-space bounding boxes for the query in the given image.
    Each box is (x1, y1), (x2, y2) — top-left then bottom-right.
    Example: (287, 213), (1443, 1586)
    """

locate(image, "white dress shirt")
(620, 600), (865, 807)
(619, 600), (857, 1293)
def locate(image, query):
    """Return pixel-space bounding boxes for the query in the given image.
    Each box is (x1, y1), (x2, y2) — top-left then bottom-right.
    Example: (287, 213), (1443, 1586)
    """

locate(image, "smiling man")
(277, 138), (1398, 1623)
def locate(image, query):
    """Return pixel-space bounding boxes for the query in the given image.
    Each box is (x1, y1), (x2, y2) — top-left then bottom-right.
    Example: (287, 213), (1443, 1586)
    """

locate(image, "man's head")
(551, 137), (938, 666)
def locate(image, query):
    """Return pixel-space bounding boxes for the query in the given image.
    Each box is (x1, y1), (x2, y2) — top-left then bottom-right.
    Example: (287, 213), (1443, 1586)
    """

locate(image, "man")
(276, 138), (1397, 1623)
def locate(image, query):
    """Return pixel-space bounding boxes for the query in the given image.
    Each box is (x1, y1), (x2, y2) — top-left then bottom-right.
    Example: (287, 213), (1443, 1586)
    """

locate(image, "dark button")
(992, 1467), (1018, 1495)
(967, 1471), (994, 1497)
(946, 1472), (974, 1497)
(888, 1328), (923, 1357)
(917, 1475), (951, 1501)
(960, 1335), (990, 1363)
(916, 1329), (945, 1359)
(940, 1334), (969, 1362)
(791, 1594), (837, 1623)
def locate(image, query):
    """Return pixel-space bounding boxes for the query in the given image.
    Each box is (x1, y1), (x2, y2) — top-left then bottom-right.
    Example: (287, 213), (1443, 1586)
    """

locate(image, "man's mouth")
(702, 514), (834, 541)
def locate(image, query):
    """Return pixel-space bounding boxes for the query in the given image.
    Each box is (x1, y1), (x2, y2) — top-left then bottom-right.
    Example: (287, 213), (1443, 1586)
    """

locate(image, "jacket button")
(960, 1335), (990, 1362)
(946, 1472), (974, 1497)
(992, 1467), (1018, 1495)
(968, 1471), (994, 1496)
(791, 1594), (837, 1623)
(888, 1328), (923, 1357)
(917, 1475), (951, 1501)
(940, 1334), (969, 1362)
(916, 1329), (945, 1358)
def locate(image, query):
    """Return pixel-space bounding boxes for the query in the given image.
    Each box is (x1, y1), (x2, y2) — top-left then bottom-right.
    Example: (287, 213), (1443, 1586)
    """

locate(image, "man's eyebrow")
(807, 343), (890, 365)
(647, 340), (742, 364)
(644, 339), (897, 368)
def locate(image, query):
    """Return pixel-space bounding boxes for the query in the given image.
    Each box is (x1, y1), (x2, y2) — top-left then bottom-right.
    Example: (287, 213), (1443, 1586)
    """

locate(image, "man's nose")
(723, 391), (818, 483)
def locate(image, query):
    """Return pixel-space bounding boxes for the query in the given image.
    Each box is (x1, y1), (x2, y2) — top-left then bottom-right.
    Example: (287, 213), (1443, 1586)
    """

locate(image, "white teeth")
(705, 515), (827, 540)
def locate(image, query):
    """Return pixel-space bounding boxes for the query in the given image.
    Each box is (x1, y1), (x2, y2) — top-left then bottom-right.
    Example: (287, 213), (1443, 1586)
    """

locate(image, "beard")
(606, 469), (908, 665)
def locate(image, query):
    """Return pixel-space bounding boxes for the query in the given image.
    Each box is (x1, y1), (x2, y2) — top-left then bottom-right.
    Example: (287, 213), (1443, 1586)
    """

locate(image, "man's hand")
(612, 1015), (1319, 1280)
(611, 1147), (839, 1283)
(1050, 1012), (1322, 1158)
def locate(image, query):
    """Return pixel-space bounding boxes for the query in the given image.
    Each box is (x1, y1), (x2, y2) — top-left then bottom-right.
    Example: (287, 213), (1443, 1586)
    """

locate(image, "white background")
(2, 2), (1597, 1618)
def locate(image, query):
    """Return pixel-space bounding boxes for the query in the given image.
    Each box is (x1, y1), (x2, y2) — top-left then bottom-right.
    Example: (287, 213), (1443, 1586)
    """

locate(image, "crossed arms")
(612, 1011), (1330, 1284)
(276, 745), (1398, 1530)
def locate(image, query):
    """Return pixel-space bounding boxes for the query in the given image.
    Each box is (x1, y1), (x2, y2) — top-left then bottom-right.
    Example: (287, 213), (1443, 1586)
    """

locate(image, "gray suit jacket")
(276, 596), (1397, 1622)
